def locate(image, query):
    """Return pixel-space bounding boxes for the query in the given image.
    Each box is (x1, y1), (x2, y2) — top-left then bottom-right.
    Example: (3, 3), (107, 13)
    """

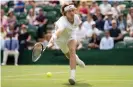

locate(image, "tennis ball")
(46, 72), (52, 77)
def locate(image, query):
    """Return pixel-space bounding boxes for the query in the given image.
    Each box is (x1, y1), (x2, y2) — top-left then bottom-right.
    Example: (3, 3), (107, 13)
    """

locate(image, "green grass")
(1, 65), (133, 87)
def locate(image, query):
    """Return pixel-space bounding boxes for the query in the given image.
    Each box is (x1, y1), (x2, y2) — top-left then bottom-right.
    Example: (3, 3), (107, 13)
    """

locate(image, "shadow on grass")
(63, 80), (92, 87)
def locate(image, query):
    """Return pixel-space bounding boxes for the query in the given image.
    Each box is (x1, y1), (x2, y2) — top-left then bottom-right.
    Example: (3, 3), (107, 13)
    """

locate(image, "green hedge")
(18, 49), (133, 65)
(1, 49), (133, 65)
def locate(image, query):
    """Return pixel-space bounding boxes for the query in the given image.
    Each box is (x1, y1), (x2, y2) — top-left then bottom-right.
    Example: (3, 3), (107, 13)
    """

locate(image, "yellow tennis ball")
(46, 72), (52, 77)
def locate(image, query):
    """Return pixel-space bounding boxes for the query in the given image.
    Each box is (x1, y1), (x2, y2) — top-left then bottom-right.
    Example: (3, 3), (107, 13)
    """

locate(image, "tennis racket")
(32, 37), (54, 62)
(32, 42), (46, 62)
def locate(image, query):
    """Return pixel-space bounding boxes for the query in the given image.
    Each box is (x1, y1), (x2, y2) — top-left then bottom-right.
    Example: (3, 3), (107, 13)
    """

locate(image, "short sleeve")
(75, 14), (82, 25)
(55, 17), (66, 31)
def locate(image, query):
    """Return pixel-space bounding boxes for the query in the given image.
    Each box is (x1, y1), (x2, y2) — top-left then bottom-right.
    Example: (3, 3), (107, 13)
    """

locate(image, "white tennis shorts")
(55, 36), (77, 54)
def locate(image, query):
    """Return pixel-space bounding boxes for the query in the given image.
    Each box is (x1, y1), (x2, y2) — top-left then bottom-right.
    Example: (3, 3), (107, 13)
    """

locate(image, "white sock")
(70, 69), (75, 79)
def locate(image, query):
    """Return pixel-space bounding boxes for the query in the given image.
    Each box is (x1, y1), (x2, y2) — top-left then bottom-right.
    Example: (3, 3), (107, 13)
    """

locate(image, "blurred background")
(1, 0), (133, 65)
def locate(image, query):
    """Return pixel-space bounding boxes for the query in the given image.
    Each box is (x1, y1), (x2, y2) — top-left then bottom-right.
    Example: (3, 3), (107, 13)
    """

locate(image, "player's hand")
(47, 34), (57, 48)
(47, 42), (54, 48)
(47, 38), (54, 48)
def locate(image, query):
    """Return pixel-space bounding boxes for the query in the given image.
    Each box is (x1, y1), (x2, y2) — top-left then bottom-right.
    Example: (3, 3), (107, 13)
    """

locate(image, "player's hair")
(61, 3), (74, 16)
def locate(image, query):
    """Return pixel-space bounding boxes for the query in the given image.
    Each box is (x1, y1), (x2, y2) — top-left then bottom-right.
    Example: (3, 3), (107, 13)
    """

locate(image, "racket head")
(32, 43), (43, 62)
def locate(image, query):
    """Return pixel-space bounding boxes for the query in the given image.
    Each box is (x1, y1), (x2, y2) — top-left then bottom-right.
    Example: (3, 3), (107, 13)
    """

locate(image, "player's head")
(61, 3), (76, 19)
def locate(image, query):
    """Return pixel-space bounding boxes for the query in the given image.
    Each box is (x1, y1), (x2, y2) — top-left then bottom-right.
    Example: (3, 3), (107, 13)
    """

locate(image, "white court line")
(3, 72), (67, 78)
(86, 80), (133, 82)
(3, 73), (44, 77)
(2, 68), (49, 73)
(2, 79), (133, 82)
(2, 69), (34, 73)
(2, 79), (64, 81)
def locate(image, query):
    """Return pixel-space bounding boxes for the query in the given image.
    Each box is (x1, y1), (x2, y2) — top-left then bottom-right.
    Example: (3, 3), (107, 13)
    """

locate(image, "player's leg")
(56, 40), (77, 85)
(75, 54), (85, 68)
(67, 39), (77, 85)
(65, 53), (85, 68)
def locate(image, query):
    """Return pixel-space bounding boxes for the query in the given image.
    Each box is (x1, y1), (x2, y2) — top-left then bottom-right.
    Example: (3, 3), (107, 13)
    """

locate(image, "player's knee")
(65, 53), (70, 59)
(69, 48), (76, 55)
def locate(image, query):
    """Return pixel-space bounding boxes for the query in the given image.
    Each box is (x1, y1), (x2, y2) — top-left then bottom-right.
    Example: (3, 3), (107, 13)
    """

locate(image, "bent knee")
(65, 52), (70, 59)
(69, 48), (76, 54)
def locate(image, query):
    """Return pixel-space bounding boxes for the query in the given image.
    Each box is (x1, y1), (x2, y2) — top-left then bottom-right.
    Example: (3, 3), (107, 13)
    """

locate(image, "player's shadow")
(63, 83), (92, 87)
(63, 80), (92, 87)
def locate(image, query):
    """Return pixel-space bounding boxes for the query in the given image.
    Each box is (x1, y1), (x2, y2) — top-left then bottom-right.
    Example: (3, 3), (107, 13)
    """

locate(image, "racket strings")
(32, 43), (43, 62)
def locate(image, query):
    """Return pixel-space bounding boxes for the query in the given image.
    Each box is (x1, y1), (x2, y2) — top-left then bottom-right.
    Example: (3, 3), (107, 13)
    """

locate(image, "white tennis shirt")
(55, 14), (82, 42)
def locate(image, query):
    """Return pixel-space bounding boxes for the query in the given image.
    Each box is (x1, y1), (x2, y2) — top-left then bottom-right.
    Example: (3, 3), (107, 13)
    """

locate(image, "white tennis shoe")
(69, 77), (75, 85)
(76, 58), (85, 68)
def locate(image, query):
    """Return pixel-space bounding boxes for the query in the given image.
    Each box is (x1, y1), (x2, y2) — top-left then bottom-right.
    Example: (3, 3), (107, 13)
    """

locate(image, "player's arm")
(47, 22), (65, 48)
(47, 28), (64, 48)
(77, 14), (82, 28)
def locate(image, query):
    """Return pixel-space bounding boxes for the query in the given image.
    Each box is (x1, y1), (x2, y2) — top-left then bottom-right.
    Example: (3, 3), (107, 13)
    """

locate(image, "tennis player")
(47, 3), (85, 85)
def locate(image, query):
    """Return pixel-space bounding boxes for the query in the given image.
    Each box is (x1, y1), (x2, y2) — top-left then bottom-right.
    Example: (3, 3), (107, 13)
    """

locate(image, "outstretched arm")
(47, 27), (65, 48)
